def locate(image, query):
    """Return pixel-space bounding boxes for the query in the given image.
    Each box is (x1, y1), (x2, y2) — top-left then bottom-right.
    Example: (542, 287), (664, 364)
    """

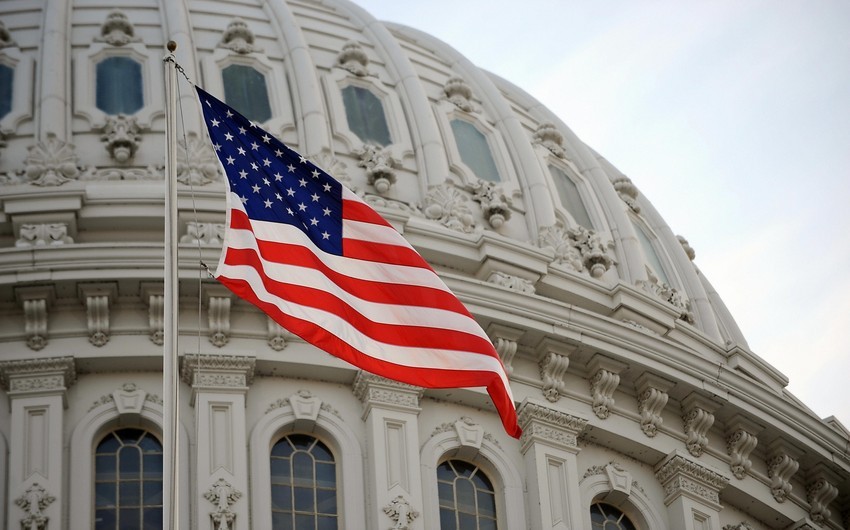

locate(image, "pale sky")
(353, 0), (850, 428)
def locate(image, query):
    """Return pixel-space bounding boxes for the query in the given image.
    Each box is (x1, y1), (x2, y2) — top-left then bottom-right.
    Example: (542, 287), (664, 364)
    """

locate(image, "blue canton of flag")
(196, 86), (343, 255)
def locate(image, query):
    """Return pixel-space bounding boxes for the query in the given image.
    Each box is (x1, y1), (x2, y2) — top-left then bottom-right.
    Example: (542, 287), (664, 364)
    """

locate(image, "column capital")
(654, 450), (730, 510)
(516, 398), (589, 454)
(180, 354), (255, 404)
(352, 371), (424, 418)
(0, 356), (76, 405)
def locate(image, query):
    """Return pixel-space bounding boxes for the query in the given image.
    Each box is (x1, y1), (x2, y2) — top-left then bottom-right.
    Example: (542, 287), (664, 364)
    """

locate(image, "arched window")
(437, 460), (497, 530)
(632, 221), (670, 284)
(341, 85), (391, 146)
(94, 428), (163, 530)
(95, 56), (143, 115)
(591, 502), (638, 530)
(450, 119), (501, 182)
(223, 64), (272, 123)
(0, 63), (12, 119)
(549, 165), (593, 228)
(270, 433), (338, 529)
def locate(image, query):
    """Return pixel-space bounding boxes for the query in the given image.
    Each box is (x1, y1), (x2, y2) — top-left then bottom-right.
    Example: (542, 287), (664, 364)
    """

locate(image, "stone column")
(654, 450), (730, 530)
(181, 354), (255, 530)
(517, 398), (589, 529)
(353, 372), (425, 530)
(0, 356), (75, 530)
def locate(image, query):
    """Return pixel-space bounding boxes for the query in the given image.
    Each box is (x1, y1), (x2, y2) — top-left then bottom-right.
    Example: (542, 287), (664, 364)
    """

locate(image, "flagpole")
(163, 40), (181, 530)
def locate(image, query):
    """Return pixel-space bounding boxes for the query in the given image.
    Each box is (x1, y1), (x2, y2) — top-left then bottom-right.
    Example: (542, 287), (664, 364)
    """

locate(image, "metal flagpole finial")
(167, 40), (177, 53)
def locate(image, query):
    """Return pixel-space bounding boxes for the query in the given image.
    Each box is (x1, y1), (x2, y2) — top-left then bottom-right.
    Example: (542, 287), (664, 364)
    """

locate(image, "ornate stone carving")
(443, 76), (476, 112)
(15, 482), (55, 530)
(637, 268), (694, 324)
(353, 371), (424, 415)
(204, 478), (242, 530)
(539, 351), (570, 402)
(722, 522), (755, 530)
(181, 222), (225, 245)
(785, 520), (816, 530)
(96, 11), (140, 46)
(806, 474), (839, 525)
(147, 292), (164, 345)
(0, 357), (76, 398)
(0, 19), (17, 48)
(177, 132), (220, 185)
(766, 440), (801, 503)
(24, 133), (82, 186)
(681, 393), (717, 457)
(469, 179), (512, 228)
(16, 223), (74, 247)
(83, 166), (162, 181)
(336, 41), (370, 76)
(516, 399), (588, 454)
(611, 174), (640, 212)
(538, 224), (614, 278)
(181, 354), (255, 389)
(677, 235), (696, 261)
(654, 451), (729, 507)
(219, 18), (259, 54)
(22, 298), (48, 351)
(587, 355), (626, 420)
(207, 293), (231, 347)
(487, 323), (524, 376)
(80, 284), (114, 347)
(423, 184), (476, 233)
(532, 123), (566, 158)
(486, 271), (535, 294)
(383, 495), (420, 530)
(355, 144), (398, 194)
(725, 415), (761, 480)
(101, 114), (142, 162)
(267, 317), (288, 351)
(635, 372), (674, 437)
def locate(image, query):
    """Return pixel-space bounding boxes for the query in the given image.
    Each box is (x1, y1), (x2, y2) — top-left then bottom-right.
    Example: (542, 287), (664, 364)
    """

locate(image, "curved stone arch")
(249, 392), (366, 529)
(420, 422), (525, 529)
(68, 390), (191, 530)
(579, 464), (667, 530)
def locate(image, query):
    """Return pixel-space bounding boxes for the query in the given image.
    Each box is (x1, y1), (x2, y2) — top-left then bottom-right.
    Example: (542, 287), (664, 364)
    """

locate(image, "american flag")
(196, 86), (520, 438)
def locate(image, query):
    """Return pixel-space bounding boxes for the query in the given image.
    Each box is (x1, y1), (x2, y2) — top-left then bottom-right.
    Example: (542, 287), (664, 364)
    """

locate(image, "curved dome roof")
(0, 0), (847, 516)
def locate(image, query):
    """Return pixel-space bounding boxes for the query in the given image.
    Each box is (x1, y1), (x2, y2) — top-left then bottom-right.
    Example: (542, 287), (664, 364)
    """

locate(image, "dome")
(0, 1), (847, 529)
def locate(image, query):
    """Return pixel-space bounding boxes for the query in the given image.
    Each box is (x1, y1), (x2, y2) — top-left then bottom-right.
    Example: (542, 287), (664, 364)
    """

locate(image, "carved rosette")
(181, 222), (225, 245)
(443, 76), (476, 112)
(806, 475), (839, 525)
(766, 445), (800, 503)
(538, 224), (614, 278)
(96, 10), (140, 46)
(24, 133), (82, 186)
(635, 373), (673, 437)
(532, 123), (566, 158)
(267, 317), (288, 351)
(177, 132), (220, 185)
(587, 355), (626, 420)
(219, 17), (259, 54)
(101, 114), (142, 162)
(611, 174), (640, 212)
(681, 393), (717, 457)
(336, 41), (370, 76)
(516, 399), (588, 454)
(15, 482), (56, 530)
(355, 144), (398, 194)
(204, 478), (242, 530)
(468, 179), (512, 228)
(383, 495), (420, 530)
(654, 451), (729, 509)
(422, 184), (477, 233)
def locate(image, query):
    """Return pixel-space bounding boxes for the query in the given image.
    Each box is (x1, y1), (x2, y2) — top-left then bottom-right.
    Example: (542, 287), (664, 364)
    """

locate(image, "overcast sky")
(353, 0), (850, 428)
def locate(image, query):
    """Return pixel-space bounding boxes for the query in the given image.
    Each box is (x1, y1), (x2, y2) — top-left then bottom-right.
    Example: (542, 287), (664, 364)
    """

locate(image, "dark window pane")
(0, 64), (12, 120)
(96, 433), (121, 454)
(438, 482), (454, 508)
(316, 488), (336, 515)
(437, 461), (455, 481)
(293, 452), (315, 483)
(119, 446), (141, 479)
(95, 482), (116, 508)
(289, 434), (314, 451)
(271, 485), (292, 511)
(223, 64), (272, 123)
(477, 489), (496, 518)
(317, 515), (337, 530)
(315, 463), (335, 488)
(310, 441), (333, 462)
(295, 514), (315, 530)
(120, 481), (141, 507)
(549, 165), (594, 229)
(342, 85), (391, 146)
(272, 438), (295, 458)
(96, 57), (143, 115)
(119, 507), (141, 530)
(271, 458), (291, 484)
(439, 508), (457, 530)
(480, 517), (498, 530)
(293, 486), (314, 512)
(456, 479), (476, 513)
(471, 470), (494, 492)
(143, 454), (163, 479)
(272, 511), (293, 530)
(142, 508), (161, 530)
(137, 433), (162, 453)
(96, 455), (117, 481)
(95, 508), (116, 530)
(142, 481), (162, 505)
(450, 119), (501, 182)
(451, 460), (475, 478)
(458, 512), (477, 530)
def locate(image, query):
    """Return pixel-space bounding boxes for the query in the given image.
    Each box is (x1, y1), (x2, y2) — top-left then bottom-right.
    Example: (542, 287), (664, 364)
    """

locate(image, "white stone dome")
(0, 1), (847, 529)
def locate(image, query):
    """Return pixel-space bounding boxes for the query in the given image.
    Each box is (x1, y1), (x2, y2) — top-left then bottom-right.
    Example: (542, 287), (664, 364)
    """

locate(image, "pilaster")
(181, 354), (255, 530)
(517, 398), (589, 529)
(353, 371), (425, 530)
(654, 450), (730, 530)
(0, 356), (75, 530)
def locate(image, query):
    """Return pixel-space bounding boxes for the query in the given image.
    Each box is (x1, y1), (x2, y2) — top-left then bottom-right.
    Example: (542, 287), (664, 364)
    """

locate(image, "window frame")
(578, 463), (665, 529)
(0, 44), (33, 133)
(630, 216), (676, 287)
(340, 84), (393, 147)
(546, 160), (599, 230)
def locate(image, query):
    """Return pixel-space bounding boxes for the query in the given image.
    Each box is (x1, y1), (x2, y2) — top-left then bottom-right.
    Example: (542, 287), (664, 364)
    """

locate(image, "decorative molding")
(218, 17), (259, 54)
(784, 519), (817, 530)
(148, 292), (164, 345)
(177, 132), (220, 185)
(353, 371), (424, 417)
(181, 221), (225, 245)
(654, 451), (729, 509)
(0, 19), (18, 48)
(95, 10), (140, 46)
(538, 224), (614, 278)
(806, 468), (840, 525)
(587, 354), (627, 420)
(0, 356), (76, 403)
(16, 286), (54, 351)
(532, 123), (566, 158)
(206, 288), (232, 347)
(15, 482), (55, 530)
(722, 522), (755, 530)
(486, 323), (524, 376)
(82, 166), (162, 181)
(635, 372), (674, 437)
(677, 235), (696, 261)
(383, 495), (420, 530)
(422, 183), (477, 233)
(16, 223), (74, 247)
(430, 417), (495, 458)
(181, 354), (256, 393)
(355, 144), (398, 194)
(443, 76), (476, 113)
(536, 338), (572, 402)
(79, 283), (116, 347)
(485, 271), (535, 294)
(766, 439), (801, 503)
(336, 40), (370, 76)
(611, 174), (640, 212)
(468, 179), (512, 228)
(204, 478), (242, 530)
(725, 414), (762, 480)
(267, 317), (288, 351)
(636, 267), (695, 324)
(516, 399), (588, 454)
(101, 114), (142, 162)
(23, 133), (82, 186)
(681, 393), (717, 457)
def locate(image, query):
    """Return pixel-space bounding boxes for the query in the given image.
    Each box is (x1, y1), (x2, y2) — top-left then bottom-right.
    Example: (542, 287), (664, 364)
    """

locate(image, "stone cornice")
(654, 450), (730, 510)
(0, 356), (76, 405)
(352, 371), (425, 418)
(516, 398), (589, 454)
(181, 354), (255, 404)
